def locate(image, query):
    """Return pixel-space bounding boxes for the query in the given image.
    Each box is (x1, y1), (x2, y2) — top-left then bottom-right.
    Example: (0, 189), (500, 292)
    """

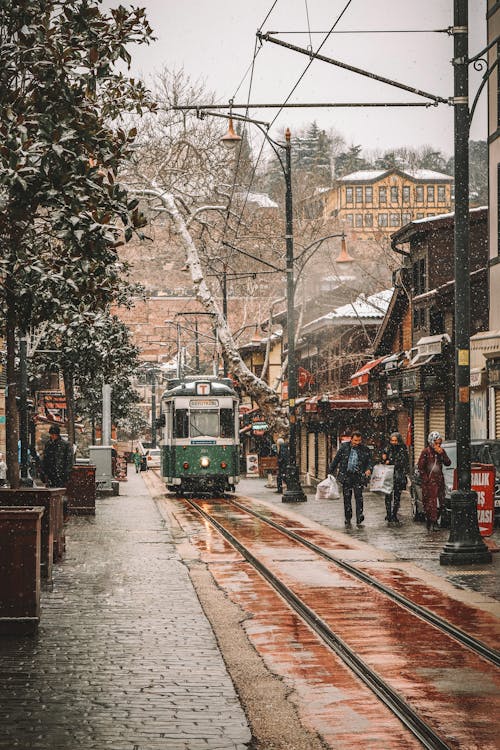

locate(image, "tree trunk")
(63, 369), (76, 449)
(5, 281), (20, 488)
(148, 186), (289, 433)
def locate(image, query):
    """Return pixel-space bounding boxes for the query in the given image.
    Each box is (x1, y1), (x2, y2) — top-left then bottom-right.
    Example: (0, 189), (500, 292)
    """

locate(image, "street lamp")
(220, 119), (306, 503)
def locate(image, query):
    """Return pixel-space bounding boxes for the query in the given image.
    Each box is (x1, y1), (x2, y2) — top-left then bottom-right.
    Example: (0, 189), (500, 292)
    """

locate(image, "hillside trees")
(0, 0), (154, 484)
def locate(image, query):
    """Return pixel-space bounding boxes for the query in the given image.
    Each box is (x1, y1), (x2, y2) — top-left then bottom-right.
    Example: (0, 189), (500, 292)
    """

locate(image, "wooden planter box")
(0, 488), (66, 580)
(0, 506), (44, 635)
(66, 465), (96, 516)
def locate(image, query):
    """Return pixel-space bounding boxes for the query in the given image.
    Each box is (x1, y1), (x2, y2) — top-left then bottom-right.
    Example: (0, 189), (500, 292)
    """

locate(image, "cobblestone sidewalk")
(0, 472), (250, 750)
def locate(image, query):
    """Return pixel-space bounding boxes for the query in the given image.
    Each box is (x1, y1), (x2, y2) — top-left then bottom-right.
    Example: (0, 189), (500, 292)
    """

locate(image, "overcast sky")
(108, 1), (487, 159)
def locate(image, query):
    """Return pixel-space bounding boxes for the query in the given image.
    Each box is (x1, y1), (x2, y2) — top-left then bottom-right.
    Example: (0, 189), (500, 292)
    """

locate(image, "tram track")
(228, 496), (500, 667)
(181, 494), (500, 750)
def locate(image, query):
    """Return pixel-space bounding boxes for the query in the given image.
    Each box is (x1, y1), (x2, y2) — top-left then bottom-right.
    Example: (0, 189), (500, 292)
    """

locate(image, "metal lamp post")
(220, 120), (306, 502)
(440, 0), (491, 564)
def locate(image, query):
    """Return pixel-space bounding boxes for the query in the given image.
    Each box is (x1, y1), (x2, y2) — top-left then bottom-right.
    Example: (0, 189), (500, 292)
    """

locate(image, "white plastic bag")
(369, 464), (394, 494)
(315, 474), (340, 500)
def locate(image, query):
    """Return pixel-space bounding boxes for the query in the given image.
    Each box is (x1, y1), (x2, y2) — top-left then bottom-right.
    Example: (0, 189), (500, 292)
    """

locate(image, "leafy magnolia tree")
(0, 0), (154, 485)
(35, 312), (141, 447)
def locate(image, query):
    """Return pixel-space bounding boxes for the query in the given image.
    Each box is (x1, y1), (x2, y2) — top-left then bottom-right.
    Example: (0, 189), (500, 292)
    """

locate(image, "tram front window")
(190, 410), (219, 437)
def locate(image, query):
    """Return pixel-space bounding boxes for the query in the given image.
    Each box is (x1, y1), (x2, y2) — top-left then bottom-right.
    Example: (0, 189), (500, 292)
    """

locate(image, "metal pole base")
(440, 490), (492, 565)
(282, 465), (307, 503)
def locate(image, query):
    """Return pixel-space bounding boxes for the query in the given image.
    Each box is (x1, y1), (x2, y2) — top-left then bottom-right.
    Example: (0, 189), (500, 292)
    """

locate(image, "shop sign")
(453, 464), (495, 536)
(470, 390), (487, 439)
(402, 370), (419, 393)
(251, 422), (268, 431)
(246, 453), (259, 477)
(386, 377), (400, 398)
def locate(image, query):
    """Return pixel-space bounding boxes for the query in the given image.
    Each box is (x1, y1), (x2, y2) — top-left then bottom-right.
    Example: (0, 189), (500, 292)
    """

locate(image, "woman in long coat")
(417, 431), (451, 530)
(381, 432), (410, 526)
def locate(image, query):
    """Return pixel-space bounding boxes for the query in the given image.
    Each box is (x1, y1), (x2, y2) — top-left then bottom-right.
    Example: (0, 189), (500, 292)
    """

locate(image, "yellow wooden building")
(307, 168), (453, 237)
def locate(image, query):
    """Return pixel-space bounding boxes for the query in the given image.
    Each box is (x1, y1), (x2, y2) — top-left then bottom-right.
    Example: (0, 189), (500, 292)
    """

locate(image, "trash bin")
(66, 464), (96, 516)
(0, 506), (44, 634)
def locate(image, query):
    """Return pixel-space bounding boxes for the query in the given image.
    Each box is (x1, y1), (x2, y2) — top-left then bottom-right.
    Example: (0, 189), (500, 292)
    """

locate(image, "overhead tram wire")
(224, 0), (356, 251)
(218, 0), (280, 252)
(266, 0), (355, 129)
(259, 28), (452, 35)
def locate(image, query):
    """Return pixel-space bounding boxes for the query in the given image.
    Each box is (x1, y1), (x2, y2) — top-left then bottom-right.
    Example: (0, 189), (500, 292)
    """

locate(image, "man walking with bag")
(329, 430), (372, 527)
(381, 432), (410, 526)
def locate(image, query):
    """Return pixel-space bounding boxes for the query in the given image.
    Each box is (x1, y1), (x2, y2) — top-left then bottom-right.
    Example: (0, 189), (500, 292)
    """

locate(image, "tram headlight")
(200, 456), (210, 468)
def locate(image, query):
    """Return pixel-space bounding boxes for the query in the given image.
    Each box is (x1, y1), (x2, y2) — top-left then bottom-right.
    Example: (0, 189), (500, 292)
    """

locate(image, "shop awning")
(326, 396), (373, 410)
(305, 395), (319, 412)
(350, 357), (385, 386)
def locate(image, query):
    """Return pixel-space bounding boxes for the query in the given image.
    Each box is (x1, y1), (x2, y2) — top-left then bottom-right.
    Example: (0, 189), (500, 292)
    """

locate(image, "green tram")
(159, 376), (240, 495)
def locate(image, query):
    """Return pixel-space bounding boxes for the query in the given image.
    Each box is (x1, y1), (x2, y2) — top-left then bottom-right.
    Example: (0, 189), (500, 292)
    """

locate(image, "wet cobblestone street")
(0, 473), (250, 750)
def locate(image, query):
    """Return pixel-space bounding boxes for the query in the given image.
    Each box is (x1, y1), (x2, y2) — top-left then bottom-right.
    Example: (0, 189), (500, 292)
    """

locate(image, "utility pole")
(440, 0), (491, 565)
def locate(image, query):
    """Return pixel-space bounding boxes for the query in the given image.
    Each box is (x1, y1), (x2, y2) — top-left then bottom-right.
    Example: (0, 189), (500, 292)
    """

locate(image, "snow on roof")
(412, 205), (487, 225)
(303, 288), (393, 330)
(235, 191), (278, 208)
(337, 168), (452, 182)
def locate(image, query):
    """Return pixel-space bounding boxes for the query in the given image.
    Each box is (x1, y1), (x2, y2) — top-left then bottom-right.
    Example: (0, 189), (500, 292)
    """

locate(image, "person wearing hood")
(381, 432), (410, 526)
(417, 431), (451, 530)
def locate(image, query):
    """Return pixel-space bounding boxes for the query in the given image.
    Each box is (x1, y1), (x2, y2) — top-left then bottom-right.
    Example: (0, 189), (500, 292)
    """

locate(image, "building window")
(427, 185), (435, 202)
(389, 213), (400, 227)
(365, 186), (373, 203)
(416, 212), (424, 219)
(346, 187), (353, 203)
(498, 164), (500, 254)
(390, 186), (398, 203)
(498, 42), (500, 127)
(402, 186), (410, 203)
(437, 185), (446, 202)
(346, 213), (353, 226)
(413, 307), (427, 329)
(416, 186), (424, 203)
(355, 186), (363, 203)
(412, 257), (426, 295)
(402, 212), (411, 225)
(378, 213), (388, 227)
(379, 186), (387, 203)
(365, 213), (373, 226)
(355, 214), (363, 227)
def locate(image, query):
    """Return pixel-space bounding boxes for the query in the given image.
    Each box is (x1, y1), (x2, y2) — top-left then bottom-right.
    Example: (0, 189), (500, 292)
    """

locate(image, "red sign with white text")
(453, 464), (495, 537)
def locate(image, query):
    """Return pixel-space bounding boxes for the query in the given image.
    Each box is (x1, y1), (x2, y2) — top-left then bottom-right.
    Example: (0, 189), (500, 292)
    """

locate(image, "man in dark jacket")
(329, 430), (373, 527)
(276, 438), (290, 493)
(42, 425), (74, 488)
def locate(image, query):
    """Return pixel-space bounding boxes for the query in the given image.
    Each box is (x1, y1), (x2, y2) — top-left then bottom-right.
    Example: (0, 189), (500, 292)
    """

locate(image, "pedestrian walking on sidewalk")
(276, 438), (289, 493)
(381, 432), (409, 526)
(417, 431), (451, 530)
(41, 425), (74, 488)
(133, 448), (142, 474)
(329, 430), (373, 527)
(0, 452), (7, 486)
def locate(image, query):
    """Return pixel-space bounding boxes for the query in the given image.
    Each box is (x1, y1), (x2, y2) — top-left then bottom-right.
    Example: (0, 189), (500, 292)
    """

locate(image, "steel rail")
(229, 496), (500, 668)
(184, 496), (451, 750)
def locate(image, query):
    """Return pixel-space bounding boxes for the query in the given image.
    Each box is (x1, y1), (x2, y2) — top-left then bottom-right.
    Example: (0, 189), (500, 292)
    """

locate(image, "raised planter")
(0, 488), (66, 580)
(0, 506), (44, 635)
(66, 464), (96, 516)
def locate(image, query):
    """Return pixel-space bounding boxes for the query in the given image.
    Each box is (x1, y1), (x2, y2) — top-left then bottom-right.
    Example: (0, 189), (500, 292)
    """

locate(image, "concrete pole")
(102, 383), (112, 446)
